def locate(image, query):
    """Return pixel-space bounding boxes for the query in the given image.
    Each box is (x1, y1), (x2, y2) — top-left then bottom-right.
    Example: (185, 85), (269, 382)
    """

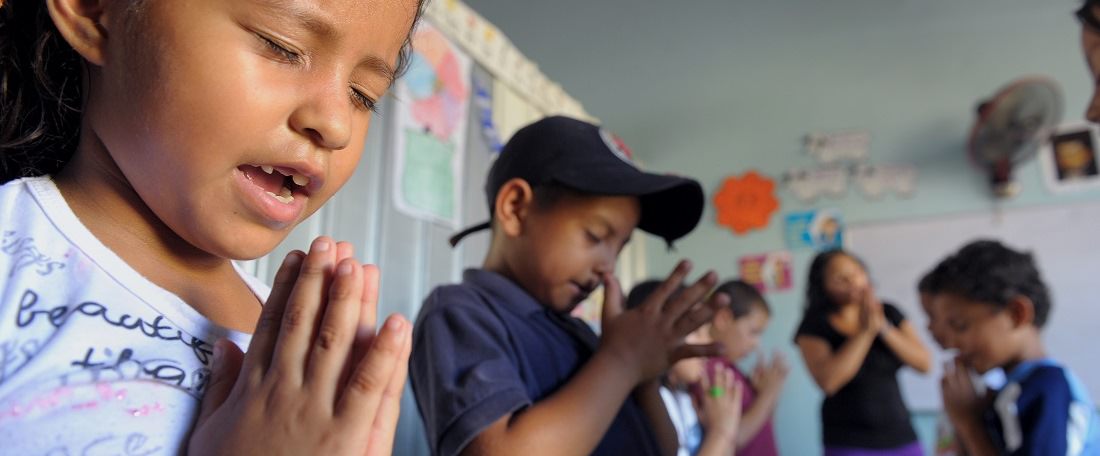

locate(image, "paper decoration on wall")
(804, 130), (871, 164)
(783, 163), (918, 202)
(1039, 123), (1100, 193)
(392, 22), (471, 228)
(492, 78), (542, 145)
(422, 0), (593, 121)
(714, 171), (780, 235)
(853, 164), (919, 199)
(472, 75), (504, 154)
(782, 166), (848, 203)
(738, 251), (794, 293)
(785, 209), (844, 250)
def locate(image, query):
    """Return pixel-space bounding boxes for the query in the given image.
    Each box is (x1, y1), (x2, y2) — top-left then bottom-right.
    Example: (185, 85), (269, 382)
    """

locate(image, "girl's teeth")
(253, 164), (311, 189)
(265, 186), (295, 204)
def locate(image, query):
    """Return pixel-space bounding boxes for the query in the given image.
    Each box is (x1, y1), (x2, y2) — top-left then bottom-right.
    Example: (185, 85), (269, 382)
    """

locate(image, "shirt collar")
(463, 269), (546, 316)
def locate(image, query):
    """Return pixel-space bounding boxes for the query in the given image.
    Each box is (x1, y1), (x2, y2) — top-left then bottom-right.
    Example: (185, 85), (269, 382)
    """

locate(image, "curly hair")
(927, 239), (1052, 328)
(0, 1), (84, 182)
(917, 261), (948, 294)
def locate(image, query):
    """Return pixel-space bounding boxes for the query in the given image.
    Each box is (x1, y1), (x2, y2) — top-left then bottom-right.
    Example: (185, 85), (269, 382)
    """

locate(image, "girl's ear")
(47, 0), (111, 65)
(711, 306), (733, 330)
(493, 178), (536, 239)
(1006, 295), (1036, 329)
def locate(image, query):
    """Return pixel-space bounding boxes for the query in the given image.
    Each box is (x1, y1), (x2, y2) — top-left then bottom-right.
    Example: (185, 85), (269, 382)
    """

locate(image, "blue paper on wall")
(785, 209), (844, 250)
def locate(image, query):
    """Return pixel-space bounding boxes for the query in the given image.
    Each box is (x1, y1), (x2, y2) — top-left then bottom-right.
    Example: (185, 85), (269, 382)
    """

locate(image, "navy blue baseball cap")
(449, 116), (704, 248)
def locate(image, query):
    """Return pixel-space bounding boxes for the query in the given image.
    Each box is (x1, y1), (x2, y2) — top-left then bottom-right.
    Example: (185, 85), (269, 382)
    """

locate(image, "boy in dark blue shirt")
(410, 116), (729, 456)
(929, 240), (1100, 456)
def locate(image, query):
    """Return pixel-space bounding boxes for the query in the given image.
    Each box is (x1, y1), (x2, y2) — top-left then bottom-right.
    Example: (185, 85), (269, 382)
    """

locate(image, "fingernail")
(337, 261), (353, 276)
(313, 238), (330, 252)
(212, 340), (225, 371)
(283, 252), (301, 267)
(386, 316), (405, 332)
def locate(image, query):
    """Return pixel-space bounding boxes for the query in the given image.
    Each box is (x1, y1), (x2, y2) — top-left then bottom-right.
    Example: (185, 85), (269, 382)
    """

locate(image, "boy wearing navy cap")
(410, 116), (729, 456)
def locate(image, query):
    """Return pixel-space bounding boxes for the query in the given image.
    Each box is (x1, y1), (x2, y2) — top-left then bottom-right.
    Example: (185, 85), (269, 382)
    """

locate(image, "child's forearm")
(634, 380), (679, 456)
(809, 333), (875, 395)
(697, 432), (737, 456)
(735, 388), (778, 448)
(463, 349), (641, 456)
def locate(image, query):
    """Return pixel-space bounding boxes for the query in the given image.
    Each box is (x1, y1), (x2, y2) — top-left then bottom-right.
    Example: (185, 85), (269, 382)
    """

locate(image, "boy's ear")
(47, 0), (111, 66)
(494, 178), (536, 238)
(1006, 295), (1036, 328)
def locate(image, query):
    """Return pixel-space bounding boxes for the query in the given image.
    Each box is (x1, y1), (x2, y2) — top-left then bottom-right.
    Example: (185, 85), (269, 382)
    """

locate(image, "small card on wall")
(804, 130), (871, 164)
(782, 166), (848, 203)
(1039, 122), (1100, 193)
(785, 209), (844, 251)
(738, 251), (794, 293)
(853, 164), (918, 199)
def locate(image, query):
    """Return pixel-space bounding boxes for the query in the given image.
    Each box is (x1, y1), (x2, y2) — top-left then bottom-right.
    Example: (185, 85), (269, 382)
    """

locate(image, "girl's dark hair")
(395, 0), (428, 79)
(0, 0), (427, 184)
(715, 279), (770, 318)
(0, 1), (84, 182)
(803, 249), (867, 316)
(626, 279), (666, 310)
(1081, 0), (1100, 33)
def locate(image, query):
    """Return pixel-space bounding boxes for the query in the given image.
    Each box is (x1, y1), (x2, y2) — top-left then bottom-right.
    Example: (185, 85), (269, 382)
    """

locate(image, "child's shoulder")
(1009, 359), (1091, 407)
(419, 281), (486, 316)
(0, 176), (43, 209)
(417, 269), (531, 320)
(1015, 359), (1072, 388)
(414, 279), (506, 337)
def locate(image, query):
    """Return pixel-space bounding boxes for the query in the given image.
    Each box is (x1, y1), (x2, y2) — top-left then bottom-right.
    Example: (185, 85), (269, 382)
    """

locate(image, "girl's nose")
(289, 77), (353, 151)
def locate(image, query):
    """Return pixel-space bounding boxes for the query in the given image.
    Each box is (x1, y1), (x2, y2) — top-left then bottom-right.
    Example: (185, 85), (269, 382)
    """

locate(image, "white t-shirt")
(660, 385), (702, 456)
(0, 177), (268, 454)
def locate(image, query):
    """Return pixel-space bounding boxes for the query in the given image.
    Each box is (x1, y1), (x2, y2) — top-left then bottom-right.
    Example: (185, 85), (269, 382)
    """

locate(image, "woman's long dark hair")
(803, 249), (868, 316)
(0, 0), (426, 184)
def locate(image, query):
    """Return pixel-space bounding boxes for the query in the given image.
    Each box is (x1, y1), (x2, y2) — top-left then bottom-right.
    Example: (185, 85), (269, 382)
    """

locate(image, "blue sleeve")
(1012, 367), (1074, 456)
(409, 286), (532, 456)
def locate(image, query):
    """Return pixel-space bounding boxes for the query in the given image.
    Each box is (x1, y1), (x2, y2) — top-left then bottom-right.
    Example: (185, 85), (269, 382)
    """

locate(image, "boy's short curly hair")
(929, 239), (1052, 328)
(917, 261), (947, 294)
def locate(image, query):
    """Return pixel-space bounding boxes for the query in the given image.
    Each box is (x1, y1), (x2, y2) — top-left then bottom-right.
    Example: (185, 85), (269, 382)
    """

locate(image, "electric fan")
(968, 77), (1063, 198)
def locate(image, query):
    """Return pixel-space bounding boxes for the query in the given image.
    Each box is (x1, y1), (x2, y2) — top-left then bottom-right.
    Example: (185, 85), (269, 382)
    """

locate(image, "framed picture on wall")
(1040, 123), (1100, 193)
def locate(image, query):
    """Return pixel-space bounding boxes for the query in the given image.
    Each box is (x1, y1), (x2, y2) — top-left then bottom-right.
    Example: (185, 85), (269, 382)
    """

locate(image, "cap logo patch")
(599, 128), (636, 167)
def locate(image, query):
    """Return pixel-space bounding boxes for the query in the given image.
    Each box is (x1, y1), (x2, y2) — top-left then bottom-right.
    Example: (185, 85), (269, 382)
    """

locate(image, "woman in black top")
(794, 250), (931, 456)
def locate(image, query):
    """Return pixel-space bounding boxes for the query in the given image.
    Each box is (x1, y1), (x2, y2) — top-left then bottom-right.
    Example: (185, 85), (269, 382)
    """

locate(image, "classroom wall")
(621, 2), (1099, 455)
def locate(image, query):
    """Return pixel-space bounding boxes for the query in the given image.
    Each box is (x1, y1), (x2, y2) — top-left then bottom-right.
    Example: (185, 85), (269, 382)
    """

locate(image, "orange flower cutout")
(714, 171), (780, 235)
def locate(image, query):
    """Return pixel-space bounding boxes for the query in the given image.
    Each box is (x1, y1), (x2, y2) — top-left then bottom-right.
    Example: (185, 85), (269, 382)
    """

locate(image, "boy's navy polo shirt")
(410, 269), (661, 456)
